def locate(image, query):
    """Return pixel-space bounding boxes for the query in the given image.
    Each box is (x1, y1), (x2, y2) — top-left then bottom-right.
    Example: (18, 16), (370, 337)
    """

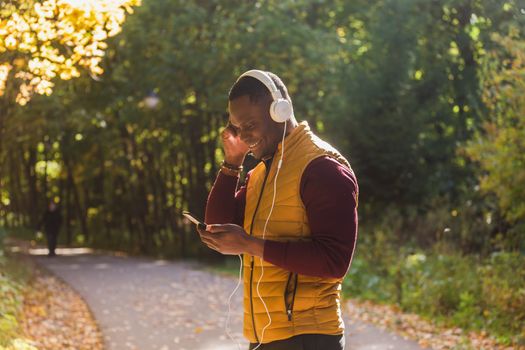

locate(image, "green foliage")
(0, 237), (34, 349)
(2, 0), (348, 255)
(1, 0), (523, 256)
(344, 236), (525, 345)
(465, 28), (525, 250)
(330, 0), (484, 206)
(479, 252), (525, 339)
(401, 253), (481, 321)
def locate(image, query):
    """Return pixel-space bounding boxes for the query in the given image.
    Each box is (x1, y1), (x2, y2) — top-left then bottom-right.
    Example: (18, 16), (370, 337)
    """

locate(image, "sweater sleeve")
(263, 156), (358, 279)
(205, 171), (249, 226)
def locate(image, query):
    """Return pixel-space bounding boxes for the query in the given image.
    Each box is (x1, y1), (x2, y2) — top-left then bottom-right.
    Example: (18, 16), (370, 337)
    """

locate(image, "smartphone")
(182, 211), (207, 231)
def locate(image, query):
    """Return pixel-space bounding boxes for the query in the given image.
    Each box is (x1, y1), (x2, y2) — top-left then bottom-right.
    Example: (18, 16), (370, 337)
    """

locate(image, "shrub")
(343, 234), (525, 345)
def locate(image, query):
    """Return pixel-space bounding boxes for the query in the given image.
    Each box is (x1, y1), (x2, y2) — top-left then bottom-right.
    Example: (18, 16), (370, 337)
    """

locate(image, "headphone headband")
(237, 69), (284, 102)
(236, 69), (292, 123)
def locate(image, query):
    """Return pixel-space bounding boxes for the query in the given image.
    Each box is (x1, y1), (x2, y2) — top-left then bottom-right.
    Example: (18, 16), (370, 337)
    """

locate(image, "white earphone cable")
(225, 254), (243, 350)
(251, 119), (287, 350)
(225, 120), (288, 349)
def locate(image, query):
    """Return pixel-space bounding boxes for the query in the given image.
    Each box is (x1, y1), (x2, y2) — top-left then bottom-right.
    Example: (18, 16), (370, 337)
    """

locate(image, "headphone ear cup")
(270, 99), (293, 123)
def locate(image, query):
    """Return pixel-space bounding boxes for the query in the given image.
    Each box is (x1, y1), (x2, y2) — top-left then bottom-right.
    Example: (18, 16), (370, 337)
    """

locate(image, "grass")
(0, 227), (37, 349)
(342, 244), (525, 347)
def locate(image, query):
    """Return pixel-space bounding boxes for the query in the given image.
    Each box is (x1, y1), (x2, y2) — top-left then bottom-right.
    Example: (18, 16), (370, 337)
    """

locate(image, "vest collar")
(275, 120), (310, 156)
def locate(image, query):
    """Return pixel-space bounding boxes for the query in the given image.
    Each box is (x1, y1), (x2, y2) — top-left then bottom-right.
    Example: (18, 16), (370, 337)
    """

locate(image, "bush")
(0, 230), (36, 349)
(401, 252), (481, 320)
(343, 234), (525, 345)
(479, 252), (525, 343)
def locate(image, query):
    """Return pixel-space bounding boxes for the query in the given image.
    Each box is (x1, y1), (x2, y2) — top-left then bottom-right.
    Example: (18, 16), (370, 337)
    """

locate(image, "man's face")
(228, 95), (283, 160)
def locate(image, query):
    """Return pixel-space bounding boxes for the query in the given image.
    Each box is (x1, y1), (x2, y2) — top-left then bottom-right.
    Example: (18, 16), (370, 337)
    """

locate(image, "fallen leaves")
(345, 299), (522, 350)
(21, 269), (104, 350)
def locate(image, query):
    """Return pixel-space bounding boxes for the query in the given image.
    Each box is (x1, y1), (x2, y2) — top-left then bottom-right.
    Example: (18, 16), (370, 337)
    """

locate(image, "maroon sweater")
(205, 156), (358, 279)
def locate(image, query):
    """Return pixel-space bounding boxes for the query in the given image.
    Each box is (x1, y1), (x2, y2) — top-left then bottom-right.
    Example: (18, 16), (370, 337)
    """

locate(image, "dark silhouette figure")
(38, 201), (62, 257)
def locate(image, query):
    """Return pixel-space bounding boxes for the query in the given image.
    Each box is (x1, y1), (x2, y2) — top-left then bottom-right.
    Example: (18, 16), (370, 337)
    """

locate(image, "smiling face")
(228, 95), (284, 160)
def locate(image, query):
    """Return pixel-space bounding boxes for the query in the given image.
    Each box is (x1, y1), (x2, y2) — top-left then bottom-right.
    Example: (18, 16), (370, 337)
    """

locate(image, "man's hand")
(221, 123), (249, 166)
(198, 224), (264, 257)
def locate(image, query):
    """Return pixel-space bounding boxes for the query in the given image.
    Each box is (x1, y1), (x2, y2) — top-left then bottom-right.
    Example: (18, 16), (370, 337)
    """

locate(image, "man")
(38, 200), (62, 257)
(198, 70), (358, 350)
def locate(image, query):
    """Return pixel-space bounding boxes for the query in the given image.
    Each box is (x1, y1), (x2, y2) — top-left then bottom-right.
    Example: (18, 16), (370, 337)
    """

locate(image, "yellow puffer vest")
(242, 121), (353, 344)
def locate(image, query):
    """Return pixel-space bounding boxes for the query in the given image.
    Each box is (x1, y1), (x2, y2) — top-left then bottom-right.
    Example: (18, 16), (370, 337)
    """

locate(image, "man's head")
(228, 71), (293, 160)
(48, 201), (56, 211)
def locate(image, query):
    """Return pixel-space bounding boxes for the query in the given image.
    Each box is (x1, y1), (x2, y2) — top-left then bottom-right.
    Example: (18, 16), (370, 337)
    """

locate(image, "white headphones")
(237, 69), (293, 123)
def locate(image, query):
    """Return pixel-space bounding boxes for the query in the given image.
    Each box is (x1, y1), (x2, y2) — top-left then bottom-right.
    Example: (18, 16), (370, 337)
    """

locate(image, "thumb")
(206, 224), (223, 233)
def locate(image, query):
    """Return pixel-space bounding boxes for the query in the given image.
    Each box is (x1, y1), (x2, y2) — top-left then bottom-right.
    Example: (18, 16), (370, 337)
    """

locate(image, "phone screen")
(182, 211), (206, 230)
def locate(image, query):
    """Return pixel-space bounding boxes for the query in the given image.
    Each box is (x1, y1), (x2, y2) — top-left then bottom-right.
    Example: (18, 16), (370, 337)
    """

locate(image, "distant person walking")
(37, 201), (62, 257)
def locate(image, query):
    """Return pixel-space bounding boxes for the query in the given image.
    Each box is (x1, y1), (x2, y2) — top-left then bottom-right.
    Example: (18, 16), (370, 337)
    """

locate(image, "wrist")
(223, 156), (244, 168)
(246, 235), (265, 258)
(220, 166), (241, 177)
(219, 160), (242, 176)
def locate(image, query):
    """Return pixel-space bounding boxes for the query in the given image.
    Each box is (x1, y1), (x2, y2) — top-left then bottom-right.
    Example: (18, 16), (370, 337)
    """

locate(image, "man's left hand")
(198, 224), (263, 256)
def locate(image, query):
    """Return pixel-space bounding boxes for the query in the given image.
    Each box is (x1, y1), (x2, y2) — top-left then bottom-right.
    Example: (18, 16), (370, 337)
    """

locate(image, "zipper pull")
(287, 309), (292, 321)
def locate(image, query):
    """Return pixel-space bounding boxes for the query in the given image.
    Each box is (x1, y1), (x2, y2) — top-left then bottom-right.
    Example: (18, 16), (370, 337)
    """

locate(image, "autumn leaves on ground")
(0, 237), (521, 350)
(22, 267), (103, 350)
(0, 239), (103, 350)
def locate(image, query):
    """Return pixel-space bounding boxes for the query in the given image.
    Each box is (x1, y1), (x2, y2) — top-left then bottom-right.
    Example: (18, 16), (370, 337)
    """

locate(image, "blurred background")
(0, 0), (524, 347)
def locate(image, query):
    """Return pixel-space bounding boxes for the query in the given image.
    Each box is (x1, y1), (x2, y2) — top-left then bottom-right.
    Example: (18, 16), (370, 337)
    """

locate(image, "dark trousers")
(45, 230), (58, 256)
(249, 334), (344, 350)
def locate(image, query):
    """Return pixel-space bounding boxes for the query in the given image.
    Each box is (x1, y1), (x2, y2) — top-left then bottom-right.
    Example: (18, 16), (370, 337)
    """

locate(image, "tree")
(0, 0), (140, 233)
(326, 0), (522, 209)
(466, 27), (525, 249)
(0, 0), (140, 105)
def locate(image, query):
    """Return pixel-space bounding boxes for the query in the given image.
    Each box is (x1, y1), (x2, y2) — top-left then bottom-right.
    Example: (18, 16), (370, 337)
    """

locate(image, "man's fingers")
(205, 224), (225, 233)
(199, 230), (218, 245)
(225, 121), (239, 136)
(198, 230), (210, 242)
(198, 229), (214, 239)
(222, 126), (239, 142)
(202, 239), (217, 250)
(206, 224), (237, 233)
(200, 235), (215, 245)
(200, 235), (219, 251)
(198, 230), (225, 253)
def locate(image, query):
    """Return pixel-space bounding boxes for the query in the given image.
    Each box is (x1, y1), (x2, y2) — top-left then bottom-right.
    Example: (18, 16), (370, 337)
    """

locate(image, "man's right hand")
(221, 122), (249, 167)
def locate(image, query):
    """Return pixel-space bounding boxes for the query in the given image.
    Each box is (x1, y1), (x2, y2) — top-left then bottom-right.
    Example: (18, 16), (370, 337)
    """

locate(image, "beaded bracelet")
(221, 160), (243, 172)
(220, 166), (241, 177)
(219, 160), (243, 177)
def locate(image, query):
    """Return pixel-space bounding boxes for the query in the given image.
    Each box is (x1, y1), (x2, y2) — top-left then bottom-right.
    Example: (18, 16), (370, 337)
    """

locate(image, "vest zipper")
(249, 259), (257, 343)
(248, 160), (272, 344)
(285, 273), (298, 321)
(289, 274), (298, 321)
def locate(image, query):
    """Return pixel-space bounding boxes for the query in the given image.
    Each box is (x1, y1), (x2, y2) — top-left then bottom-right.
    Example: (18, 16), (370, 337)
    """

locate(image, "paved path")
(33, 250), (427, 350)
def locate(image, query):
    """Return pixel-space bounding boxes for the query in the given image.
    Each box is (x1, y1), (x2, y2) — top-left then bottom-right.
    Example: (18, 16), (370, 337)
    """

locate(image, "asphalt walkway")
(33, 251), (428, 350)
